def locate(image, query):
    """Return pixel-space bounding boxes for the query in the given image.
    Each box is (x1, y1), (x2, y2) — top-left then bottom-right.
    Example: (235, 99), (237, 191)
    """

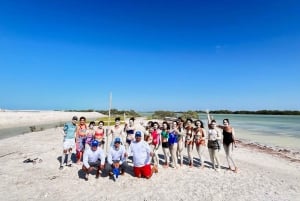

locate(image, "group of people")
(143, 114), (238, 172)
(60, 113), (238, 181)
(60, 116), (153, 180)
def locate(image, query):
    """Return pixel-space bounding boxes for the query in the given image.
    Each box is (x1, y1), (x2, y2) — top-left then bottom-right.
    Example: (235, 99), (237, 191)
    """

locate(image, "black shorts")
(88, 160), (101, 167)
(162, 142), (169, 148)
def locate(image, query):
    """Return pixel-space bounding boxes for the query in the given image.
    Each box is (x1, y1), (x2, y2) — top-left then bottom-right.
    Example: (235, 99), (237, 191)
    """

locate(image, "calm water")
(202, 114), (300, 150)
(141, 112), (300, 150)
(1, 113), (299, 150)
(0, 122), (64, 140)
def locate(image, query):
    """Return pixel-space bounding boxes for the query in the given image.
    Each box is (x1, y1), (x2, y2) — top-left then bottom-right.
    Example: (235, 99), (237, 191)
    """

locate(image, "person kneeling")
(129, 131), (153, 179)
(106, 137), (128, 180)
(82, 140), (105, 180)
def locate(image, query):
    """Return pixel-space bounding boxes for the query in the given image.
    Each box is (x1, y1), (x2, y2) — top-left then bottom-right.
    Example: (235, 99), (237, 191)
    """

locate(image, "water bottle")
(113, 167), (120, 180)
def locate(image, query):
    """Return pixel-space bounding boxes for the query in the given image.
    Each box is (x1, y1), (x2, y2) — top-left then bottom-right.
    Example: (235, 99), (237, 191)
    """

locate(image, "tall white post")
(106, 92), (112, 153)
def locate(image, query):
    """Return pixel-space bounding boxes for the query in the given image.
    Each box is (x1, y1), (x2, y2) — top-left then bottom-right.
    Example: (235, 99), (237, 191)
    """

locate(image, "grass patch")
(94, 116), (126, 126)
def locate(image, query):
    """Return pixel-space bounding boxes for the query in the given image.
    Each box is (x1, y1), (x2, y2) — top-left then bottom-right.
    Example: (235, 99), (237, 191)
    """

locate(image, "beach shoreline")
(0, 110), (106, 129)
(0, 111), (300, 200)
(1, 111), (299, 162)
(0, 126), (299, 201)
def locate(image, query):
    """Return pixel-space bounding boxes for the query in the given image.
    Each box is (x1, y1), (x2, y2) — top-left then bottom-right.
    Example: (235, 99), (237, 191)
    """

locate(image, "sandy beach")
(0, 110), (105, 129)
(0, 112), (299, 201)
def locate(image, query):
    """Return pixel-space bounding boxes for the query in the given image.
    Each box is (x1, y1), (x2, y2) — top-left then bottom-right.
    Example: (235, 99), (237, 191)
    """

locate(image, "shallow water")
(0, 122), (64, 140)
(200, 114), (300, 150)
(1, 113), (299, 151)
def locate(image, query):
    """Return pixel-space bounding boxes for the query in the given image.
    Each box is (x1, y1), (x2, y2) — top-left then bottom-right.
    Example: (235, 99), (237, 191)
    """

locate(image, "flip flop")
(23, 158), (33, 163)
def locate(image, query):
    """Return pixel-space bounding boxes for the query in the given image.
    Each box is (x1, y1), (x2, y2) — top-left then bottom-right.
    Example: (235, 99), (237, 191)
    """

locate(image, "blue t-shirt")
(63, 122), (77, 139)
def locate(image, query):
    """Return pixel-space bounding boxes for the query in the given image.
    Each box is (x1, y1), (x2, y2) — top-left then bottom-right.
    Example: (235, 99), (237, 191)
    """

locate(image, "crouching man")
(106, 137), (128, 180)
(82, 140), (105, 180)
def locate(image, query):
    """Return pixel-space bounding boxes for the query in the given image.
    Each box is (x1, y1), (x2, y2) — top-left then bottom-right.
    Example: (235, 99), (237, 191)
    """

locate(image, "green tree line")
(64, 109), (300, 117)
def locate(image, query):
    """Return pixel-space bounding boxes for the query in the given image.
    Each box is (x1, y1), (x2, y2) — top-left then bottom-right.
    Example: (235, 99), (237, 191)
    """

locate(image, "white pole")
(109, 92), (112, 125)
(106, 92), (112, 153)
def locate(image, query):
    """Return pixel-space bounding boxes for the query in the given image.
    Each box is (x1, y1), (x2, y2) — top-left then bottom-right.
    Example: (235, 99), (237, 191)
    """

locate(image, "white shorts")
(63, 138), (75, 150)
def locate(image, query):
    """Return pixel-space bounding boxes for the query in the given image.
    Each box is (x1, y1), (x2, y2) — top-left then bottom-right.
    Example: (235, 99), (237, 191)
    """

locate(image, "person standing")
(94, 121), (106, 149)
(218, 118), (238, 172)
(161, 121), (170, 168)
(193, 120), (206, 168)
(147, 122), (160, 173)
(128, 131), (153, 179)
(207, 119), (221, 171)
(185, 118), (194, 167)
(60, 116), (78, 170)
(76, 116), (88, 164)
(85, 121), (95, 150)
(169, 121), (179, 168)
(124, 117), (136, 151)
(176, 117), (185, 167)
(109, 117), (125, 147)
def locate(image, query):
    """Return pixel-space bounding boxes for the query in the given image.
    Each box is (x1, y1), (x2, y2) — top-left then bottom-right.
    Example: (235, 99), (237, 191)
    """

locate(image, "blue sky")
(0, 0), (299, 111)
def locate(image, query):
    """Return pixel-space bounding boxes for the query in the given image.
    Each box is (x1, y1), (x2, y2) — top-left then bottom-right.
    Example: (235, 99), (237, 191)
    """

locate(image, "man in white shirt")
(82, 140), (106, 180)
(129, 131), (153, 179)
(106, 137), (128, 178)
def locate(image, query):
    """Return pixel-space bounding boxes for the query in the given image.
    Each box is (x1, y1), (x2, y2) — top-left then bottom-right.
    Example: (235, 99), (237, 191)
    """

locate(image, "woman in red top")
(94, 121), (106, 149)
(193, 120), (206, 169)
(76, 116), (87, 164)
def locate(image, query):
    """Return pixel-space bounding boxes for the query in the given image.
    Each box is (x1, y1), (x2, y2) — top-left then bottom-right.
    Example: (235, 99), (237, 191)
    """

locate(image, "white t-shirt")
(129, 140), (151, 167)
(83, 147), (106, 168)
(107, 145), (126, 165)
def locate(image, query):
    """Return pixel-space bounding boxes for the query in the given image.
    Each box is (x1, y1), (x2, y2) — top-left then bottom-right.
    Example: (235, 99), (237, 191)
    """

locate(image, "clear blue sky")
(0, 0), (299, 111)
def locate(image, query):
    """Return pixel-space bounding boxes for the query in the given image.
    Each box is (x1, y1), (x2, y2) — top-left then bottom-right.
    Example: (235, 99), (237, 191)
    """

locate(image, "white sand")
(0, 110), (105, 129)
(0, 113), (299, 201)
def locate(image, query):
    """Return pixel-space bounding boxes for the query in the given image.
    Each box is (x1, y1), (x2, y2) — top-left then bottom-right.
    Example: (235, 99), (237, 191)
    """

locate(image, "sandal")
(23, 158), (32, 163)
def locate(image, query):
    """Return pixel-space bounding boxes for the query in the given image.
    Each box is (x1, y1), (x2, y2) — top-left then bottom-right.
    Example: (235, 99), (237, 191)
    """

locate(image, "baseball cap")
(72, 116), (78, 121)
(135, 131), (142, 137)
(91, 140), (99, 147)
(114, 137), (121, 144)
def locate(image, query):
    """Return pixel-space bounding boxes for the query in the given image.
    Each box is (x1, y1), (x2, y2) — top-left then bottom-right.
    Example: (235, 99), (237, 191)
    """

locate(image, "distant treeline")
(64, 109), (140, 117)
(63, 109), (300, 116)
(194, 110), (300, 115)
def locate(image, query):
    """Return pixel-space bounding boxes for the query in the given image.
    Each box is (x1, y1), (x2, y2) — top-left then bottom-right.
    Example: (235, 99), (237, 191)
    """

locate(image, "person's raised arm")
(206, 110), (212, 125)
